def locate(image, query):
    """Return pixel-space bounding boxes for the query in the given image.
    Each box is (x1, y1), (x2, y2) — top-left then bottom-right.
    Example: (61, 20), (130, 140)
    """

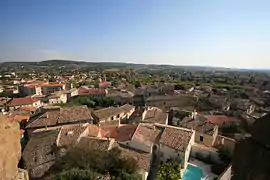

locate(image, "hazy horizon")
(1, 0), (270, 69)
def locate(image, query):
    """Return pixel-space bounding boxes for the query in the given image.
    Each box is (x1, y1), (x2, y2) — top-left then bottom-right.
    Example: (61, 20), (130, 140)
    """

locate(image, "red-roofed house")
(205, 115), (241, 126)
(35, 83), (64, 95)
(99, 81), (111, 89)
(75, 87), (107, 98)
(7, 96), (41, 110)
(117, 123), (161, 153)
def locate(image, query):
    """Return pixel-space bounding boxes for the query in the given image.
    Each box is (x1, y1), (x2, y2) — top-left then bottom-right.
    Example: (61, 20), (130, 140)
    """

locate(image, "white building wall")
(184, 131), (195, 169)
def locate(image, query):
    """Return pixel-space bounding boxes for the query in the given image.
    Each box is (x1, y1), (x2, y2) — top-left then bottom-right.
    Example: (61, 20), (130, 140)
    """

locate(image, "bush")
(49, 146), (140, 180)
(157, 159), (182, 180)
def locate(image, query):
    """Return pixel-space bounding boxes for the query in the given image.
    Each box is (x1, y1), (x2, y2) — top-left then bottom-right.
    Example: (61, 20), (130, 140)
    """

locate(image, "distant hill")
(0, 59), (268, 72)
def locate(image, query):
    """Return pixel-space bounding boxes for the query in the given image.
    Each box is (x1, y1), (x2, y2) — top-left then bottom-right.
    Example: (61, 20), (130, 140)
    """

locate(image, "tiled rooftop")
(26, 105), (93, 128)
(179, 116), (216, 135)
(205, 115), (241, 126)
(143, 107), (168, 124)
(115, 124), (137, 142)
(132, 124), (161, 146)
(159, 127), (193, 152)
(57, 123), (88, 147)
(94, 104), (134, 120)
(7, 96), (39, 107)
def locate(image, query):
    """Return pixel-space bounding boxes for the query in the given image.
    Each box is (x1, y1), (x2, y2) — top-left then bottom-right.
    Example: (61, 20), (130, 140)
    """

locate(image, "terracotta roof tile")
(57, 124), (88, 147)
(132, 124), (161, 146)
(87, 124), (100, 137)
(7, 96), (39, 107)
(26, 105), (93, 129)
(159, 127), (193, 152)
(115, 124), (137, 142)
(143, 107), (168, 124)
(179, 117), (216, 135)
(205, 115), (241, 126)
(94, 104), (134, 120)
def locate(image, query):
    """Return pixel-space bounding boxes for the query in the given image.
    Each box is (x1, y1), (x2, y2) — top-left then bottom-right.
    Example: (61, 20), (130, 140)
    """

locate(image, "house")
(26, 106), (94, 136)
(47, 90), (71, 104)
(22, 129), (59, 179)
(35, 83), (64, 96)
(205, 115), (241, 126)
(94, 104), (135, 123)
(157, 124), (195, 169)
(7, 96), (41, 110)
(142, 107), (168, 124)
(56, 123), (89, 148)
(112, 142), (152, 180)
(106, 89), (134, 105)
(98, 81), (111, 89)
(146, 95), (196, 111)
(71, 86), (107, 98)
(117, 123), (161, 153)
(179, 115), (218, 147)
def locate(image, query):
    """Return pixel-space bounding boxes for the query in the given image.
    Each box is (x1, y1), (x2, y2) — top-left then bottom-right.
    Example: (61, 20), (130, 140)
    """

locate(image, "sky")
(1, 0), (270, 69)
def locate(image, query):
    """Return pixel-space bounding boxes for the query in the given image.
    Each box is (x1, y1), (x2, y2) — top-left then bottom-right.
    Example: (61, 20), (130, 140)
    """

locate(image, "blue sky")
(1, 0), (270, 69)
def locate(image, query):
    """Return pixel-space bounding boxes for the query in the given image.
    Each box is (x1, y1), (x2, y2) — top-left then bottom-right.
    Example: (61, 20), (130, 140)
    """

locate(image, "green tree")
(157, 159), (182, 180)
(50, 146), (140, 180)
(53, 168), (105, 180)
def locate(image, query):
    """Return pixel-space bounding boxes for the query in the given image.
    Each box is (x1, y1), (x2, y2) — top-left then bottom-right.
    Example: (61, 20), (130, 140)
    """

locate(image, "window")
(200, 136), (204, 142)
(117, 114), (120, 118)
(111, 116), (114, 120)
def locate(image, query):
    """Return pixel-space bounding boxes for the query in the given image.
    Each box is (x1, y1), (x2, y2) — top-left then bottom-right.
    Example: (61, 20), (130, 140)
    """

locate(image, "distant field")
(104, 68), (121, 72)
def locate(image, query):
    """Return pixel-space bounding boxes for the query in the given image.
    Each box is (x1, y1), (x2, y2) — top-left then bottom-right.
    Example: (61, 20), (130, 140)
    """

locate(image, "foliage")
(157, 159), (182, 180)
(218, 146), (233, 164)
(50, 147), (140, 180)
(0, 91), (13, 98)
(53, 168), (104, 180)
(56, 96), (114, 108)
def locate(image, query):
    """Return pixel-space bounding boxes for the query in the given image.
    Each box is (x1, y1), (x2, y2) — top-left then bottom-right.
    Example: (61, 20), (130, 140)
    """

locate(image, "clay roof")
(78, 87), (106, 96)
(22, 130), (59, 179)
(94, 104), (134, 120)
(57, 124), (88, 147)
(20, 106), (37, 112)
(7, 96), (39, 107)
(87, 124), (100, 137)
(205, 115), (241, 126)
(26, 105), (93, 129)
(115, 124), (138, 142)
(179, 117), (216, 135)
(99, 123), (119, 138)
(143, 107), (168, 124)
(159, 127), (193, 152)
(131, 124), (161, 146)
(112, 143), (151, 171)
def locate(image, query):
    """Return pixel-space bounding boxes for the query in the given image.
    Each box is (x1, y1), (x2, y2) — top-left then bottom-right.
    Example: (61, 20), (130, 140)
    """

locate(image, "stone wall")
(0, 115), (21, 180)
